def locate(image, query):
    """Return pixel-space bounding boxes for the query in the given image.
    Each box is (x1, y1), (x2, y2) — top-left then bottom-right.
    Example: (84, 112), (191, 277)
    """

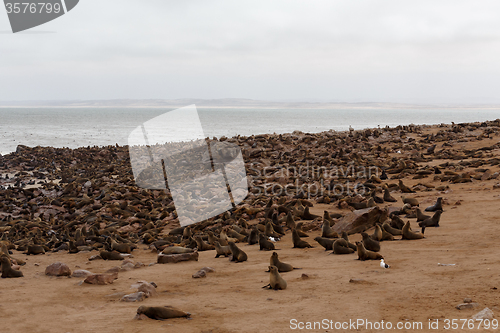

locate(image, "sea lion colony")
(0, 120), (500, 317)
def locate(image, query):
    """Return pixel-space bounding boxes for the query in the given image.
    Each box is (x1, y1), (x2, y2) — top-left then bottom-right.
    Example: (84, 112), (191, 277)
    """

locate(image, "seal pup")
(402, 221), (425, 240)
(418, 210), (442, 228)
(0, 255), (23, 278)
(321, 219), (339, 238)
(262, 265), (287, 290)
(361, 232), (380, 252)
(425, 197), (443, 212)
(259, 234), (275, 251)
(356, 241), (383, 261)
(314, 237), (334, 251)
(213, 241), (232, 258)
(136, 305), (190, 320)
(383, 188), (397, 202)
(292, 229), (312, 248)
(269, 252), (299, 272)
(333, 239), (355, 254)
(228, 241), (247, 262)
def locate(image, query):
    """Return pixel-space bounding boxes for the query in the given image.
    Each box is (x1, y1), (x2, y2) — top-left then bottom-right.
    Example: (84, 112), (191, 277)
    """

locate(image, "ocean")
(1, 107), (499, 155)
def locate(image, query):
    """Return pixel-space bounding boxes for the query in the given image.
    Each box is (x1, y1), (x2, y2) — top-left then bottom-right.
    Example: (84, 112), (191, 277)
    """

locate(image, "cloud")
(1, 0), (500, 102)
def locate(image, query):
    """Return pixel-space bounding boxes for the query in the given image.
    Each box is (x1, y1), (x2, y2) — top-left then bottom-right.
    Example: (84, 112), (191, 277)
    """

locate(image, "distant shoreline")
(2, 99), (500, 109)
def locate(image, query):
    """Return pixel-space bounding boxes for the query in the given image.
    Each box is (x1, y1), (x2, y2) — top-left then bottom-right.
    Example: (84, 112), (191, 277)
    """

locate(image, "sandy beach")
(1, 121), (500, 333)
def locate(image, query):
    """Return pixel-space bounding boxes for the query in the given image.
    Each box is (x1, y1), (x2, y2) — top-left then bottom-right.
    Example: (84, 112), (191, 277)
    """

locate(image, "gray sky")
(1, 0), (500, 103)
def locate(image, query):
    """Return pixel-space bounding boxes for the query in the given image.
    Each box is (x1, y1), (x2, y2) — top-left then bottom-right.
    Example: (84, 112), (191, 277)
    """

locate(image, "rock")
(105, 292), (127, 300)
(121, 292), (145, 302)
(45, 262), (71, 276)
(472, 307), (494, 320)
(456, 303), (479, 310)
(192, 270), (206, 278)
(71, 269), (94, 278)
(120, 262), (135, 271)
(464, 298), (472, 303)
(301, 273), (309, 279)
(200, 266), (215, 273)
(138, 282), (157, 297)
(134, 314), (149, 320)
(332, 206), (386, 234)
(105, 266), (121, 274)
(157, 251), (199, 264)
(134, 262), (145, 268)
(84, 273), (118, 285)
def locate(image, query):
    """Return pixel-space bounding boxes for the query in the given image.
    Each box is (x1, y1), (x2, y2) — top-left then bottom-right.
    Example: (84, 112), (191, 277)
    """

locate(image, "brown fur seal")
(161, 246), (195, 255)
(269, 252), (299, 272)
(111, 239), (132, 254)
(321, 219), (339, 238)
(137, 305), (190, 320)
(213, 241), (232, 258)
(356, 241), (383, 261)
(390, 215), (405, 230)
(378, 224), (395, 241)
(416, 208), (430, 222)
(425, 197), (443, 212)
(402, 221), (425, 240)
(26, 244), (45, 255)
(228, 241), (247, 262)
(382, 222), (402, 236)
(371, 224), (383, 241)
(259, 234), (275, 251)
(263, 265), (287, 290)
(292, 229), (312, 248)
(314, 236), (334, 251)
(361, 232), (380, 252)
(194, 236), (215, 251)
(399, 180), (416, 193)
(0, 255), (23, 278)
(341, 231), (357, 251)
(383, 188), (397, 202)
(333, 239), (355, 254)
(265, 222), (281, 238)
(286, 212), (296, 230)
(248, 229), (259, 245)
(100, 250), (124, 260)
(402, 196), (419, 207)
(418, 210), (442, 228)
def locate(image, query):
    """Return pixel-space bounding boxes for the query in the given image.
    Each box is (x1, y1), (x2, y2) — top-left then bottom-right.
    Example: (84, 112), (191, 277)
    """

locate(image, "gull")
(380, 259), (390, 269)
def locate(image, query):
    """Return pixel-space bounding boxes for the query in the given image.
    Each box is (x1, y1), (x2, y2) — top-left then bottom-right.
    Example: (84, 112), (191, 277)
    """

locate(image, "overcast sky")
(1, 0), (500, 103)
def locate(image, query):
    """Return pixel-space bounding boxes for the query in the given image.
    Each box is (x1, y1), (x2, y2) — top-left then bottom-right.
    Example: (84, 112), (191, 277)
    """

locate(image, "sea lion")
(321, 219), (339, 238)
(382, 222), (402, 236)
(228, 242), (247, 262)
(0, 255), (23, 278)
(418, 210), (442, 228)
(194, 236), (215, 251)
(248, 229), (259, 245)
(263, 265), (287, 290)
(100, 250), (124, 260)
(361, 232), (380, 252)
(259, 234), (275, 251)
(213, 241), (232, 258)
(292, 229), (312, 248)
(356, 241), (383, 261)
(341, 231), (357, 251)
(401, 196), (419, 207)
(416, 208), (431, 222)
(402, 221), (425, 240)
(314, 236), (334, 251)
(137, 305), (190, 320)
(383, 188), (397, 202)
(269, 252), (298, 272)
(425, 197), (443, 212)
(333, 239), (355, 254)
